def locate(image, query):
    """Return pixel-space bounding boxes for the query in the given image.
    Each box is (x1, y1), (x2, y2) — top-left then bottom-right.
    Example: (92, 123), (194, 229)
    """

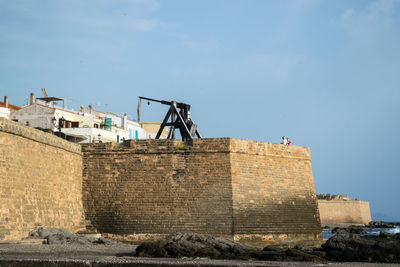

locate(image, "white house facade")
(10, 98), (148, 143)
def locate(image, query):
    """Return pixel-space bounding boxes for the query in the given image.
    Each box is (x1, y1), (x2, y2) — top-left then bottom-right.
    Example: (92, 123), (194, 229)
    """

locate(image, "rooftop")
(0, 101), (21, 111)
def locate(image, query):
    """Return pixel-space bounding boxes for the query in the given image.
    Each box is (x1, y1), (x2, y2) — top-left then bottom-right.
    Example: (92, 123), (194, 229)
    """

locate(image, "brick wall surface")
(82, 139), (233, 235)
(0, 118), (84, 240)
(318, 199), (372, 226)
(82, 138), (322, 246)
(229, 140), (321, 245)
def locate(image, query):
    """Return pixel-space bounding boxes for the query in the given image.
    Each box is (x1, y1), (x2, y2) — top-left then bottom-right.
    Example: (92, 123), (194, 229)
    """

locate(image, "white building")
(79, 106), (146, 141)
(10, 93), (147, 143)
(0, 96), (21, 119)
(0, 107), (10, 119)
(139, 121), (169, 139)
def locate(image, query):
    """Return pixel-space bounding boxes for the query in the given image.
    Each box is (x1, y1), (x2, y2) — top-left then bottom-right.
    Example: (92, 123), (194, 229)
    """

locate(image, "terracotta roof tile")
(0, 102), (21, 110)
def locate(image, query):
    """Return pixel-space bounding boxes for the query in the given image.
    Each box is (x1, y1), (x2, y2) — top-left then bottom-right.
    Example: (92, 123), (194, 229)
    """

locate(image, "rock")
(284, 248), (325, 262)
(322, 232), (400, 263)
(93, 237), (122, 246)
(321, 225), (330, 230)
(27, 227), (118, 246)
(136, 232), (326, 262)
(331, 226), (367, 234)
(367, 221), (399, 228)
(136, 232), (263, 260)
(29, 228), (75, 244)
(137, 232), (400, 263)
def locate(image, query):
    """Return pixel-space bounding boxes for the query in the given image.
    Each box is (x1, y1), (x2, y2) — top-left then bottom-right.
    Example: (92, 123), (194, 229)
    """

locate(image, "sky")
(1, 0), (399, 221)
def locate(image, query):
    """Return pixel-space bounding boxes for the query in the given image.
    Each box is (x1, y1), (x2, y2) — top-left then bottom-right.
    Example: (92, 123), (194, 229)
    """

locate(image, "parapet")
(86, 137), (312, 160)
(317, 194), (351, 200)
(0, 117), (81, 155)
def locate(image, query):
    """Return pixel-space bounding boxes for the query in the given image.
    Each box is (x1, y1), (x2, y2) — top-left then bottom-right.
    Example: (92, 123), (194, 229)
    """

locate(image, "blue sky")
(1, 0), (399, 221)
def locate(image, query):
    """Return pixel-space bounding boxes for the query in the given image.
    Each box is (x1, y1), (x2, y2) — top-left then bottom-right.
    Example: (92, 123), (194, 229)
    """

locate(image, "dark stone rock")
(284, 248), (325, 262)
(29, 228), (75, 244)
(262, 245), (287, 253)
(321, 225), (330, 230)
(27, 227), (117, 246)
(136, 232), (326, 262)
(136, 232), (400, 263)
(321, 232), (400, 263)
(331, 226), (367, 234)
(93, 237), (121, 245)
(367, 221), (399, 228)
(136, 232), (262, 260)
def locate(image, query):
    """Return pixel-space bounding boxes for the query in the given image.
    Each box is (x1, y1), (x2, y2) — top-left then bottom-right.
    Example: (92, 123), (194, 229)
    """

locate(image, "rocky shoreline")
(366, 221), (400, 228)
(137, 231), (400, 263)
(1, 225), (400, 265)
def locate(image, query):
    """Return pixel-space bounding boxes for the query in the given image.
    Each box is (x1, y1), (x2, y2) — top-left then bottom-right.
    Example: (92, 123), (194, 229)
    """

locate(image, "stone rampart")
(229, 140), (321, 245)
(0, 118), (84, 240)
(82, 138), (321, 247)
(318, 199), (371, 226)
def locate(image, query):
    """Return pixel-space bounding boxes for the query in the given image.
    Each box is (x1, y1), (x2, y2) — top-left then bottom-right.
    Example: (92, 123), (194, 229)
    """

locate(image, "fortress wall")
(318, 199), (372, 226)
(0, 118), (84, 240)
(82, 139), (234, 237)
(229, 140), (321, 245)
(83, 138), (321, 246)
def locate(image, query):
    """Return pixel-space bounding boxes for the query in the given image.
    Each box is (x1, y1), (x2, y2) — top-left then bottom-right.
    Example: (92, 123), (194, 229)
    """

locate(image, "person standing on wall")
(281, 136), (288, 145)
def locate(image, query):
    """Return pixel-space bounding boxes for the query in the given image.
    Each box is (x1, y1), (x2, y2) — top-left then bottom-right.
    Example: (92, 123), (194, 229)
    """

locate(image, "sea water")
(322, 225), (400, 240)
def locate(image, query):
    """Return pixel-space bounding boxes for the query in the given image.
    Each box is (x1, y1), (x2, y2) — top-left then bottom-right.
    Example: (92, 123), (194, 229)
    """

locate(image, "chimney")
(123, 113), (128, 130)
(30, 93), (35, 105)
(4, 96), (8, 108)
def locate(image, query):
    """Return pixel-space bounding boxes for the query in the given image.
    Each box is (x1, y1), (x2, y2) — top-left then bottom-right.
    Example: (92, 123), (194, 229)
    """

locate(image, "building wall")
(126, 120), (146, 140)
(318, 199), (372, 226)
(10, 104), (99, 130)
(139, 121), (169, 139)
(82, 139), (233, 237)
(82, 138), (321, 246)
(10, 104), (55, 129)
(0, 118), (84, 240)
(229, 140), (322, 245)
(0, 107), (10, 119)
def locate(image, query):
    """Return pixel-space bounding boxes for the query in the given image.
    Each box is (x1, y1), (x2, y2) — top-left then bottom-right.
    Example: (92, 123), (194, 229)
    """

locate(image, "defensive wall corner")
(82, 137), (321, 247)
